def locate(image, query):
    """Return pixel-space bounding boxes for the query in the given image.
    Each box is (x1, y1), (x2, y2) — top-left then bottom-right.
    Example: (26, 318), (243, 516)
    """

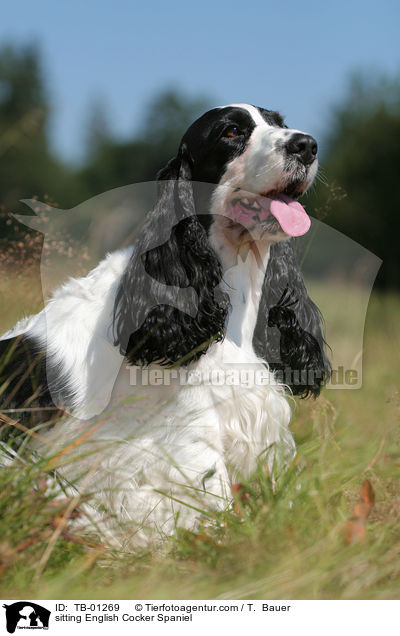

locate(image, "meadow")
(0, 266), (399, 600)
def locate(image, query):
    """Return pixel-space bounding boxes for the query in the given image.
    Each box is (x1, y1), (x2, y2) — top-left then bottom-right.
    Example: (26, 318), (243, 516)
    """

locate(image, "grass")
(0, 276), (399, 600)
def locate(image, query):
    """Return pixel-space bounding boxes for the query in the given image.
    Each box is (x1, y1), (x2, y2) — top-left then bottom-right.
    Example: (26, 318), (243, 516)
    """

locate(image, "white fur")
(32, 243), (294, 548)
(27, 248), (133, 419)
(218, 103), (317, 194)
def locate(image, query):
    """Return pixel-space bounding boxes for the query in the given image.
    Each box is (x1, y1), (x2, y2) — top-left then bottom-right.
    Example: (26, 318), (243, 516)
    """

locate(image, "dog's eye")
(223, 125), (242, 138)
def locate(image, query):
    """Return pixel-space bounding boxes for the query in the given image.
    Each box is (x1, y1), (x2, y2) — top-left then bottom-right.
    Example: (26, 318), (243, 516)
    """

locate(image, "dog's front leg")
(157, 382), (231, 509)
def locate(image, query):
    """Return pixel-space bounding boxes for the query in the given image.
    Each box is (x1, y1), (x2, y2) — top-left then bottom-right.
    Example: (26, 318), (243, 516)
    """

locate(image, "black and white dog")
(0, 104), (330, 547)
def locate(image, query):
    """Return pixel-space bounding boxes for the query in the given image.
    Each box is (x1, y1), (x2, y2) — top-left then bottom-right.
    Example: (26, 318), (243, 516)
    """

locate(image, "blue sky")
(1, 0), (399, 163)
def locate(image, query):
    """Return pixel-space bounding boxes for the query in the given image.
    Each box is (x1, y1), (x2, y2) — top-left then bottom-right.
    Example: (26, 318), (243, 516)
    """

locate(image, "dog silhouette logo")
(2, 602), (50, 633)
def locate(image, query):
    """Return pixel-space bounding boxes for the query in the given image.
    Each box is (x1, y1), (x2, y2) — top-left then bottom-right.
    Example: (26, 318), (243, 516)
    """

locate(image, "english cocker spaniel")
(0, 103), (330, 547)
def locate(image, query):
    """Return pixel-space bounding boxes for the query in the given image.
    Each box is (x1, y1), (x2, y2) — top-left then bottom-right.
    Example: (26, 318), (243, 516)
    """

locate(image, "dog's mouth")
(229, 185), (311, 238)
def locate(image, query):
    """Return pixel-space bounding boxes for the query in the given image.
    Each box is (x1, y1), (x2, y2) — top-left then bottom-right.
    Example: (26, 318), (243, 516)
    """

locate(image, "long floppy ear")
(253, 240), (331, 397)
(113, 143), (230, 366)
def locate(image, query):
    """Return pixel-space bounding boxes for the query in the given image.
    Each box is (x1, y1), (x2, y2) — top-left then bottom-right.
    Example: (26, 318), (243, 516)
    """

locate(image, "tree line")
(0, 43), (398, 288)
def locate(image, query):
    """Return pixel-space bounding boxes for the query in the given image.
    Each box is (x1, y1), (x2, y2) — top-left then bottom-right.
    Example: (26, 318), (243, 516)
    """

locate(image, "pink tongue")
(262, 195), (311, 237)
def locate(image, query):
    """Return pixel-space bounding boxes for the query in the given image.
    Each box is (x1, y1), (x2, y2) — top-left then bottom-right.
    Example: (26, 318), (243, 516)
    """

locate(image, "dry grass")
(0, 267), (399, 600)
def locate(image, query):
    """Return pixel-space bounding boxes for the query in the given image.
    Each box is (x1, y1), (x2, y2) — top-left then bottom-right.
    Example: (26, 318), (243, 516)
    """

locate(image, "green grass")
(0, 287), (399, 600)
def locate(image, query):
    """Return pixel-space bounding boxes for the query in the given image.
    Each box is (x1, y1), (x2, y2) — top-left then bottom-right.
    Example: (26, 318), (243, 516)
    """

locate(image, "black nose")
(286, 133), (318, 165)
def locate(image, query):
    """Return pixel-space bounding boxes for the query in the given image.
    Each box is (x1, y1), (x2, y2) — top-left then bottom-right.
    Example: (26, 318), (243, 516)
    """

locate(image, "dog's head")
(158, 103), (318, 244)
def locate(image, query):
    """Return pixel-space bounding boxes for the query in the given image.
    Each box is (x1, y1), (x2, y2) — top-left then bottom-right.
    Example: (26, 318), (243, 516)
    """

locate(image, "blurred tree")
(0, 43), (85, 215)
(79, 89), (211, 194)
(2, 43), (396, 290)
(309, 71), (400, 288)
(0, 44), (63, 211)
(84, 97), (113, 159)
(141, 89), (210, 162)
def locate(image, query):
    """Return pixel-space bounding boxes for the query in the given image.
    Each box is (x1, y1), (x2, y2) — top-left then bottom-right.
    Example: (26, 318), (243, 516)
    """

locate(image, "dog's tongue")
(261, 194), (311, 237)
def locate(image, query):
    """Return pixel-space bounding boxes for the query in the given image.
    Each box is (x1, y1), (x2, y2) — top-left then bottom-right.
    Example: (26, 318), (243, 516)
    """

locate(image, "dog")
(0, 104), (330, 548)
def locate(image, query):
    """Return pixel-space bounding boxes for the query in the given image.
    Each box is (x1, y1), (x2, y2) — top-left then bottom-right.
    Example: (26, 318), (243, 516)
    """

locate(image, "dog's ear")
(253, 240), (331, 397)
(157, 142), (192, 181)
(113, 143), (230, 367)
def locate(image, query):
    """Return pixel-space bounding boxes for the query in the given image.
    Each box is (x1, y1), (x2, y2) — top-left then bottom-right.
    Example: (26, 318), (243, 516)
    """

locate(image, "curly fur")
(113, 144), (230, 366)
(253, 240), (331, 397)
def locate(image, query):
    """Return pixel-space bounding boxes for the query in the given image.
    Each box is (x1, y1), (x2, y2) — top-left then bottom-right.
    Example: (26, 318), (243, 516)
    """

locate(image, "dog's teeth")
(242, 197), (250, 205)
(250, 200), (261, 210)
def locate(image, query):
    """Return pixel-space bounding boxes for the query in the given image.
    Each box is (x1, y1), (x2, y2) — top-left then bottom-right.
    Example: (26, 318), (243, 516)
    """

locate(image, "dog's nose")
(286, 133), (318, 165)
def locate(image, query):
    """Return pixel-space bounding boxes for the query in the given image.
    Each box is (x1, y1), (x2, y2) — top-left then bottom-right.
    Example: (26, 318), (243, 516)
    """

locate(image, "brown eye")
(224, 125), (241, 138)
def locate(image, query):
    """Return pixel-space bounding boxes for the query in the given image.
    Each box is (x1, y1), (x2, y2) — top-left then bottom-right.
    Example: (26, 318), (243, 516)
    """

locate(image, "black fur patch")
(113, 143), (231, 366)
(253, 240), (331, 397)
(0, 335), (58, 426)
